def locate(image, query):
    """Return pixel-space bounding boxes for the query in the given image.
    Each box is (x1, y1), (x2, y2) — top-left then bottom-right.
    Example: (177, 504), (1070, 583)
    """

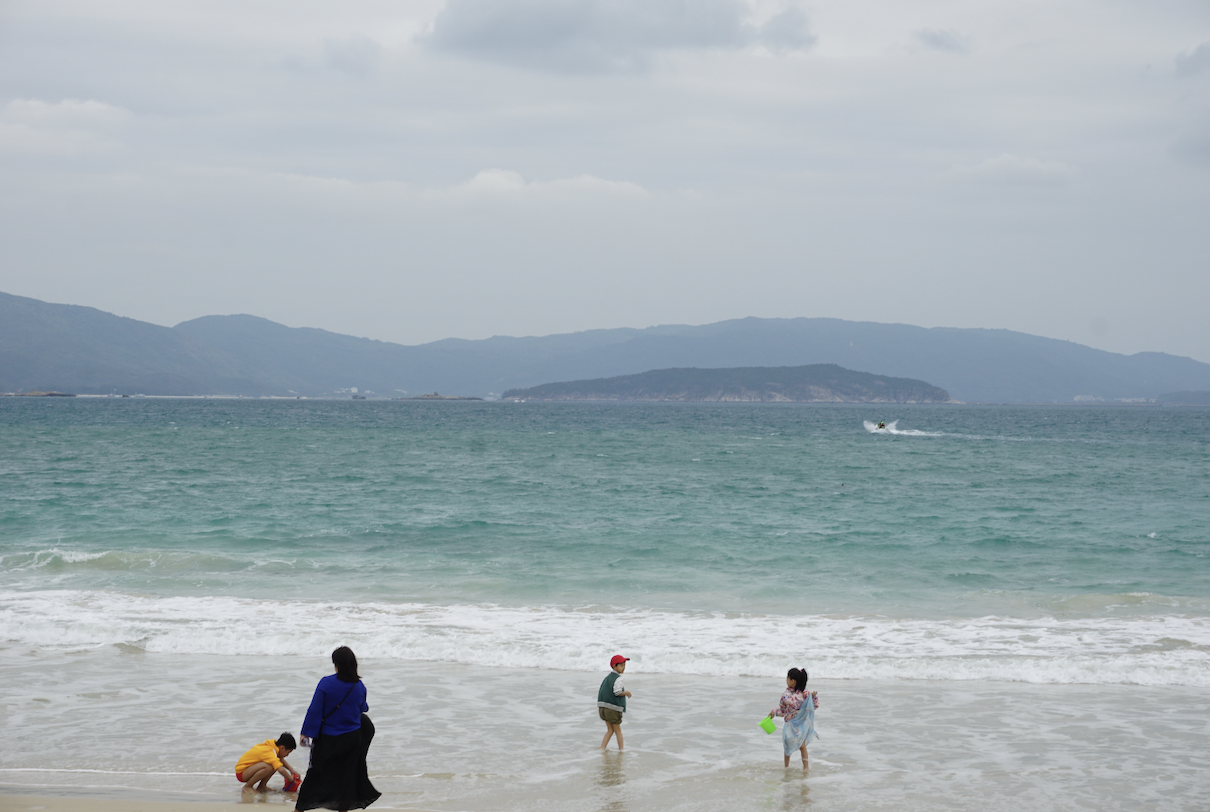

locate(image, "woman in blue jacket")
(294, 647), (381, 812)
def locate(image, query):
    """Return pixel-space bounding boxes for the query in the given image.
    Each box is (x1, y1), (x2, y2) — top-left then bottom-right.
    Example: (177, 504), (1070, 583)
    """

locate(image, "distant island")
(502, 364), (952, 403)
(1, 391), (76, 397)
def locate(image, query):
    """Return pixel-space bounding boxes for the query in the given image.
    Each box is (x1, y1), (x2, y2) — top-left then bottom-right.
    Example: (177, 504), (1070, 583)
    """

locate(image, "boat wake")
(863, 420), (942, 437)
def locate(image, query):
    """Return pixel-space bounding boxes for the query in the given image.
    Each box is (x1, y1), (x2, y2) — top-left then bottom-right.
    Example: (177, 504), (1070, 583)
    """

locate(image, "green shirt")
(597, 670), (626, 712)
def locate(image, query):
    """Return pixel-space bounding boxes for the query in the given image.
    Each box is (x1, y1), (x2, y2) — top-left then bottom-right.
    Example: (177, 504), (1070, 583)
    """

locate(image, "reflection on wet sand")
(236, 788), (298, 805)
(779, 768), (812, 809)
(595, 750), (628, 812)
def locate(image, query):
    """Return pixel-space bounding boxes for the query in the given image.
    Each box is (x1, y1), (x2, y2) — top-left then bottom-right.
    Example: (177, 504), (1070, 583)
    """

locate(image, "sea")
(1, 398), (1207, 811)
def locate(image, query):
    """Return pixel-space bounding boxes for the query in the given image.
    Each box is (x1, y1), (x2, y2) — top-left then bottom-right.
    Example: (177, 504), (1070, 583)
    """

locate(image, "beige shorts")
(598, 707), (624, 725)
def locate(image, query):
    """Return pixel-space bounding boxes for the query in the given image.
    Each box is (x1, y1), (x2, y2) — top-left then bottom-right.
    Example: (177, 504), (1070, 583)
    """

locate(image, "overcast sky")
(2, 0), (1207, 359)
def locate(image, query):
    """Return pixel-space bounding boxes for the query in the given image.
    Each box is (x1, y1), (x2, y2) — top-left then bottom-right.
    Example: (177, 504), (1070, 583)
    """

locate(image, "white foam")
(860, 419), (1063, 442)
(863, 420), (943, 437)
(0, 548), (111, 570)
(2, 589), (1207, 687)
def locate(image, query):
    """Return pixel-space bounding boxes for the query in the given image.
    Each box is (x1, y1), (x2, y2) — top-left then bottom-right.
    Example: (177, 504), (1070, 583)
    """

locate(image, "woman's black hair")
(332, 646), (360, 682)
(276, 732), (297, 750)
(787, 667), (809, 692)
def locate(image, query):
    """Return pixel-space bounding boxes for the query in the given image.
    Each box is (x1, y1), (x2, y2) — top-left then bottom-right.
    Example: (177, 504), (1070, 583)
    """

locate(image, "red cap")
(610, 655), (630, 667)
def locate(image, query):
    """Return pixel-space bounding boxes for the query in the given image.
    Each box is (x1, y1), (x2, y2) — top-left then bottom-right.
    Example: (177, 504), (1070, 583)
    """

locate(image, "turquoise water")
(2, 399), (1207, 614)
(2, 399), (1208, 809)
(2, 398), (1208, 684)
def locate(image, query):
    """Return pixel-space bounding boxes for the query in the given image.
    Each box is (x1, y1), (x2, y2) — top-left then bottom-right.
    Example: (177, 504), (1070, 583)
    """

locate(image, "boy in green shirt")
(597, 655), (633, 750)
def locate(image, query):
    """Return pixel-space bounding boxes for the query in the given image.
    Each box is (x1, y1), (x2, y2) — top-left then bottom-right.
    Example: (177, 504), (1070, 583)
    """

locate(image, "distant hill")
(0, 292), (267, 395)
(5, 290), (1210, 402)
(173, 314), (432, 396)
(502, 365), (952, 403)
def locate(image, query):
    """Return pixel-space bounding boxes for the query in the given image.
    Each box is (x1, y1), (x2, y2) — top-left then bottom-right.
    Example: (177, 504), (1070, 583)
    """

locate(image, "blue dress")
(782, 694), (818, 757)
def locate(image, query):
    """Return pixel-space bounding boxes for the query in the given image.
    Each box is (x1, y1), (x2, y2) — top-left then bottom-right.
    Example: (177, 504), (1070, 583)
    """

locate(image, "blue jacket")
(301, 674), (369, 738)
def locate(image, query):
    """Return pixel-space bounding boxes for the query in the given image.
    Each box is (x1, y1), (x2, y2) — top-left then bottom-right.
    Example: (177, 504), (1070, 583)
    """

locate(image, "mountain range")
(3, 290), (1210, 403)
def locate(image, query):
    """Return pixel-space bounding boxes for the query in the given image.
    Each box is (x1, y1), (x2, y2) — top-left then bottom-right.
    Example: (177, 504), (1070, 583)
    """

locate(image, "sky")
(1, 0), (1208, 360)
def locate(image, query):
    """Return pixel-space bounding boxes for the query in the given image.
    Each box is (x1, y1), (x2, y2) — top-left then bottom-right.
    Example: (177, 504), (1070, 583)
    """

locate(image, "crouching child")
(235, 732), (300, 792)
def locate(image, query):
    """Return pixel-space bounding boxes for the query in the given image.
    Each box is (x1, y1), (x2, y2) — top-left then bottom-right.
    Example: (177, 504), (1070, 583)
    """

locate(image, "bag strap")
(318, 681), (359, 733)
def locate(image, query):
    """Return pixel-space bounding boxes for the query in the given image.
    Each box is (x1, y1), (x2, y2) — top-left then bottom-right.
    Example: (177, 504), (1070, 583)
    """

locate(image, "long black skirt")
(295, 714), (381, 811)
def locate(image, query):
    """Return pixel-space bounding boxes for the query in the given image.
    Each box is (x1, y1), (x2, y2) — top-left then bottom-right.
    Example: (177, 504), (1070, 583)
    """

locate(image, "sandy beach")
(3, 654), (1208, 812)
(0, 797), (265, 812)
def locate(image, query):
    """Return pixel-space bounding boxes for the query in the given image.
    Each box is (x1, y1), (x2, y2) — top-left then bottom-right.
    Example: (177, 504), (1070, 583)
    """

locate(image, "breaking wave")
(2, 589), (1206, 687)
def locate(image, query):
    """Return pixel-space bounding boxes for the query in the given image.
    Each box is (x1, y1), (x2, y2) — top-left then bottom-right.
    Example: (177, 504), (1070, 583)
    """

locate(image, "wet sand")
(0, 797), (269, 812)
(3, 651), (1209, 811)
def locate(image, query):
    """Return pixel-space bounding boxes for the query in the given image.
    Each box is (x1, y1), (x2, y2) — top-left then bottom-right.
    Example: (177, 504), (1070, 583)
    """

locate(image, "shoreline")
(0, 793), (271, 811)
(3, 659), (1207, 812)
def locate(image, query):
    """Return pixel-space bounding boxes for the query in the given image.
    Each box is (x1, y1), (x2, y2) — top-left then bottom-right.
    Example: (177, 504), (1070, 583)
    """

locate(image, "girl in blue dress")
(769, 666), (818, 770)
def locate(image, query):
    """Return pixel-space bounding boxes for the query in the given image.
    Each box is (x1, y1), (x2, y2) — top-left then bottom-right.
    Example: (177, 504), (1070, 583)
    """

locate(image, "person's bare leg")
(256, 770), (272, 792)
(783, 754), (791, 768)
(800, 744), (808, 771)
(613, 723), (624, 751)
(601, 722), (615, 749)
(241, 762), (274, 791)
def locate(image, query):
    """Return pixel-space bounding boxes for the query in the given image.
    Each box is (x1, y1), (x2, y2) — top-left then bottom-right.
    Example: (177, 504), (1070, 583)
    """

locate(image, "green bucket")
(759, 715), (776, 734)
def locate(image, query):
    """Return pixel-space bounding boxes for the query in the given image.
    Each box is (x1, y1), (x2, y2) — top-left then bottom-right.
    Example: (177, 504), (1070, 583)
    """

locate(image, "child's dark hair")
(333, 646), (360, 682)
(787, 667), (809, 692)
(276, 732), (297, 750)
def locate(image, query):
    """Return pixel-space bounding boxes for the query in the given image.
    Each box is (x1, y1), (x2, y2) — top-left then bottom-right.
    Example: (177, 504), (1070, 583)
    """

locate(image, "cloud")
(259, 168), (648, 201)
(1171, 120), (1210, 164)
(0, 98), (130, 157)
(426, 0), (815, 71)
(1175, 42), (1210, 77)
(3, 98), (128, 128)
(944, 154), (1077, 186)
(457, 168), (646, 196)
(914, 28), (971, 54)
(324, 34), (384, 76)
(461, 168), (528, 192)
(755, 8), (817, 54)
